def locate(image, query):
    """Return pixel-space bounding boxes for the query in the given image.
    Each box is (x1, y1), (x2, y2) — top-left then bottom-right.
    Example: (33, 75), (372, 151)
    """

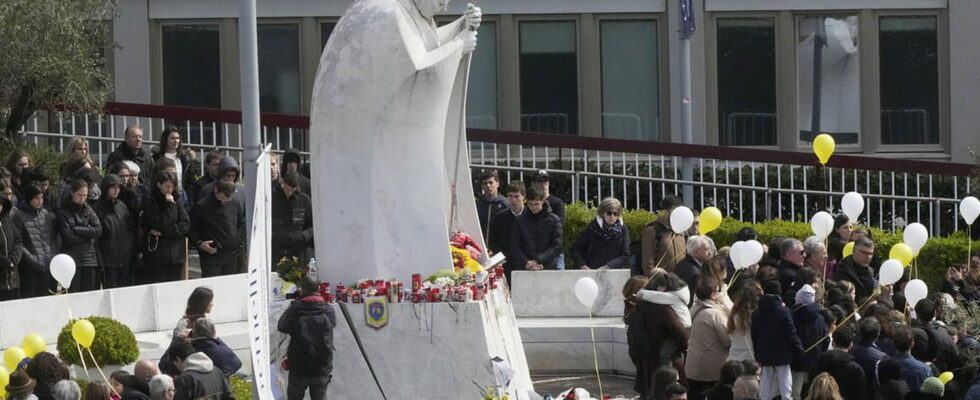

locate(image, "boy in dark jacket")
(475, 170), (508, 239)
(190, 318), (242, 377)
(751, 278), (804, 400)
(168, 340), (235, 400)
(271, 171), (314, 264)
(791, 282), (828, 399)
(487, 181), (525, 283)
(190, 181), (245, 277)
(810, 325), (868, 400)
(510, 186), (563, 271)
(277, 276), (336, 400)
(14, 183), (56, 297)
(94, 174), (135, 289)
(849, 317), (889, 397)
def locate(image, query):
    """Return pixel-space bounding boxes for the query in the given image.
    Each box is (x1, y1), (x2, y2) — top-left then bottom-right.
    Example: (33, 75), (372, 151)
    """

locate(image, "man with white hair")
(777, 238), (805, 297)
(675, 235), (715, 307)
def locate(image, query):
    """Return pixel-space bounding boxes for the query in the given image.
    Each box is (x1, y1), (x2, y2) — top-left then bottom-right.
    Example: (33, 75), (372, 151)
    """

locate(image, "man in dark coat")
(0, 196), (23, 300)
(278, 276), (336, 400)
(13, 183), (56, 297)
(190, 318), (242, 377)
(190, 180), (245, 277)
(777, 238), (805, 298)
(675, 235), (713, 307)
(810, 325), (868, 400)
(791, 283), (828, 397)
(510, 186), (563, 271)
(532, 170), (566, 269)
(93, 174), (135, 289)
(271, 171), (314, 264)
(168, 340), (235, 400)
(834, 236), (877, 303)
(487, 181), (525, 283)
(751, 278), (804, 400)
(475, 170), (508, 240)
(282, 149), (312, 195)
(911, 297), (960, 372)
(849, 317), (889, 397)
(190, 151), (222, 206)
(106, 125), (152, 183)
(196, 156), (245, 205)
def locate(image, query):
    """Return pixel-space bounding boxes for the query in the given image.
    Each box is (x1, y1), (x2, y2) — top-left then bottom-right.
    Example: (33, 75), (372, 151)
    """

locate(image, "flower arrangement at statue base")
(275, 256), (307, 284)
(451, 231), (485, 274)
(315, 265), (507, 305)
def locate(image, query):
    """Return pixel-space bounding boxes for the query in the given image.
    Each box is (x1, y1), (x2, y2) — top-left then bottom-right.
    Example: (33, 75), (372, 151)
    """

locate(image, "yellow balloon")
(939, 371), (954, 384)
(842, 241), (855, 258)
(0, 366), (9, 397)
(889, 243), (915, 266)
(71, 319), (96, 349)
(21, 334), (46, 357)
(699, 207), (723, 235)
(3, 347), (26, 371)
(813, 133), (836, 165)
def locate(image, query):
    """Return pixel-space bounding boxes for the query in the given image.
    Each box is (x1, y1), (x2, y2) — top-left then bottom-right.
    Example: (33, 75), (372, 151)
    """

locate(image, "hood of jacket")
(284, 148), (302, 166)
(183, 352), (215, 374)
(293, 295), (329, 316)
(217, 156), (240, 178)
(792, 301), (822, 322)
(100, 174), (122, 202)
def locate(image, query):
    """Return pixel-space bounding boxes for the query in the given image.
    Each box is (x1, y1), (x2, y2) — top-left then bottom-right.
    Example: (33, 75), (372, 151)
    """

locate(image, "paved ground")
(531, 374), (638, 399)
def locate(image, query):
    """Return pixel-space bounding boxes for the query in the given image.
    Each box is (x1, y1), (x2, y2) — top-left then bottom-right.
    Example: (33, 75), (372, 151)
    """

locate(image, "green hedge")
(56, 317), (140, 367)
(230, 375), (253, 400)
(564, 202), (979, 289)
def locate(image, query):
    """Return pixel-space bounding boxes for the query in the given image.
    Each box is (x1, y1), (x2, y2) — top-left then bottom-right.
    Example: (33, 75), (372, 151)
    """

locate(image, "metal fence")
(20, 102), (977, 236)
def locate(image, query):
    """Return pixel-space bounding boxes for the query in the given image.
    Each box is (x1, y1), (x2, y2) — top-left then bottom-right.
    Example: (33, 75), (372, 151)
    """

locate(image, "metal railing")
(20, 102), (977, 236)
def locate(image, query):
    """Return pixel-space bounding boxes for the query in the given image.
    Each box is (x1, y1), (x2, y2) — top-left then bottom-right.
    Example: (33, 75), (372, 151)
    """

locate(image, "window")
(321, 22), (336, 50)
(717, 18), (777, 146)
(467, 22), (498, 129)
(519, 21), (578, 134)
(797, 15), (860, 145)
(879, 16), (939, 145)
(258, 24), (301, 114)
(162, 24), (221, 108)
(600, 20), (660, 141)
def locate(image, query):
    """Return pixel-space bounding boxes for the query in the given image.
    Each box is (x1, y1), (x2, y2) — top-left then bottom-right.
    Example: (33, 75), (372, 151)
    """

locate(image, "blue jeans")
(556, 253), (566, 270)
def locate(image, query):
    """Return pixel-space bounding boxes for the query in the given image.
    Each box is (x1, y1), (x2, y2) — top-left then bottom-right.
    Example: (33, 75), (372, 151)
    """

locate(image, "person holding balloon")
(641, 195), (686, 276)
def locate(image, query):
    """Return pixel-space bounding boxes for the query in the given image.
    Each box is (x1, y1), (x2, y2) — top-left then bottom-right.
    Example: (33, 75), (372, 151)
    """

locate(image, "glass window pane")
(162, 25), (221, 108)
(520, 21), (578, 135)
(321, 22), (336, 50)
(879, 16), (939, 145)
(258, 24), (301, 114)
(467, 22), (498, 129)
(601, 20), (659, 141)
(797, 15), (860, 145)
(717, 18), (777, 146)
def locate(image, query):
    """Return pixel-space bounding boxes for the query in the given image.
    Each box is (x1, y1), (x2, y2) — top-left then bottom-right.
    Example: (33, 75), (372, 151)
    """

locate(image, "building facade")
(109, 0), (979, 162)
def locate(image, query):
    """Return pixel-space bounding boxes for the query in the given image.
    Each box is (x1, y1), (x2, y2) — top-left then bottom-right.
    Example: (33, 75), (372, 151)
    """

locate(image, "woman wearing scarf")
(630, 270), (691, 397)
(572, 197), (631, 270)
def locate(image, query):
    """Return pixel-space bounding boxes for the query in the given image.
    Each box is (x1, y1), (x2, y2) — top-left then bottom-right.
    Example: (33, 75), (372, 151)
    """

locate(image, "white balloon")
(878, 259), (904, 286)
(743, 240), (765, 268)
(961, 196), (980, 225)
(810, 212), (835, 239)
(669, 206), (694, 234)
(729, 241), (746, 270)
(841, 192), (865, 222)
(905, 279), (928, 308)
(573, 277), (599, 309)
(903, 223), (929, 254)
(50, 254), (76, 289)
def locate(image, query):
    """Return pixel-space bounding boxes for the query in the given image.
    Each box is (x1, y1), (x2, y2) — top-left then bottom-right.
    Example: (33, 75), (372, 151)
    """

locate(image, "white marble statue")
(310, 0), (484, 284)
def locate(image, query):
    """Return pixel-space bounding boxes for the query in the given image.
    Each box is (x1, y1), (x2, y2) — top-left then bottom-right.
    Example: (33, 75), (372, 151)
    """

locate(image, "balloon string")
(75, 336), (90, 381)
(87, 348), (121, 398)
(805, 293), (876, 352)
(588, 311), (604, 400)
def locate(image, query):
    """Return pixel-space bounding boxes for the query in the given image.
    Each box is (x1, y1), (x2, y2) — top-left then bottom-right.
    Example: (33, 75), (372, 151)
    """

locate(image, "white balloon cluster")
(50, 254), (76, 289)
(729, 240), (764, 270)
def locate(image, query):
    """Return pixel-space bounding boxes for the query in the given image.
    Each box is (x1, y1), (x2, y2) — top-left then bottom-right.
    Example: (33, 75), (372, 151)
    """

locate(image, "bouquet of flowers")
(450, 231), (484, 274)
(275, 256), (306, 284)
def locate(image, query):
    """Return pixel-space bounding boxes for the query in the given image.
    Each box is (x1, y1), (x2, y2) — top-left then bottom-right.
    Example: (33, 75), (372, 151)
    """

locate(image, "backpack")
(289, 310), (334, 372)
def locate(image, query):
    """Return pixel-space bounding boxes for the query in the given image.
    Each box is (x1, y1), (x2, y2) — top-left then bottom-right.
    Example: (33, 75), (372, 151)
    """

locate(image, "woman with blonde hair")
(805, 372), (844, 400)
(60, 138), (94, 179)
(571, 197), (630, 270)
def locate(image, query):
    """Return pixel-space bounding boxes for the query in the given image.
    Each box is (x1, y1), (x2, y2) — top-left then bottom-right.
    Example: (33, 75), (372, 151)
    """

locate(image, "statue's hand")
(458, 29), (478, 54)
(465, 3), (482, 31)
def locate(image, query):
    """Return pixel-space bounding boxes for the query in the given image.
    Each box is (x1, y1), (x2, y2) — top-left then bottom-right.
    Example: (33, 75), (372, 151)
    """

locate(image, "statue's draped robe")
(310, 0), (483, 283)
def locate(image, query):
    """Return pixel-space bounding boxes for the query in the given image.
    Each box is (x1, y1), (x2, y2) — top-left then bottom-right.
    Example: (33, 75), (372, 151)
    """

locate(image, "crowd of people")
(0, 124), (314, 300)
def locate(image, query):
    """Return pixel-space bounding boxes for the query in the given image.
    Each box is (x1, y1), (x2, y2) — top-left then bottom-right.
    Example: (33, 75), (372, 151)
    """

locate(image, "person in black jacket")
(191, 180), (245, 277)
(105, 125), (151, 183)
(810, 324), (868, 400)
(791, 278), (829, 399)
(14, 183), (56, 297)
(282, 149), (312, 195)
(475, 170), (508, 239)
(777, 238), (805, 300)
(142, 171), (190, 283)
(94, 174), (134, 289)
(190, 318), (242, 377)
(572, 197), (631, 271)
(510, 186), (563, 271)
(196, 156), (244, 205)
(849, 317), (889, 397)
(271, 171), (314, 264)
(675, 235), (715, 307)
(834, 236), (877, 303)
(278, 276), (336, 400)
(0, 195), (23, 300)
(532, 170), (567, 269)
(751, 278), (804, 400)
(56, 179), (102, 292)
(911, 297), (960, 372)
(487, 181), (525, 282)
(190, 151), (222, 206)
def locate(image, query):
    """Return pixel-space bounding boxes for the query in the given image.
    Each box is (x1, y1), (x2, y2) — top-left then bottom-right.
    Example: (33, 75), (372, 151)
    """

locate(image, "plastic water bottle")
(308, 258), (317, 277)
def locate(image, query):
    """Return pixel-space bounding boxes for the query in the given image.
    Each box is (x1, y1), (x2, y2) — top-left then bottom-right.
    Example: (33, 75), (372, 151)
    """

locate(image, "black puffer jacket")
(571, 218), (631, 269)
(13, 200), (56, 272)
(94, 174), (134, 268)
(510, 208), (563, 269)
(141, 189), (190, 264)
(56, 200), (102, 267)
(271, 188), (314, 262)
(0, 197), (23, 291)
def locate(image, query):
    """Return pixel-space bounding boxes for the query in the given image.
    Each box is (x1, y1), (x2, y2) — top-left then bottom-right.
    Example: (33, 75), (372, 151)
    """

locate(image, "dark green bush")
(56, 316), (139, 367)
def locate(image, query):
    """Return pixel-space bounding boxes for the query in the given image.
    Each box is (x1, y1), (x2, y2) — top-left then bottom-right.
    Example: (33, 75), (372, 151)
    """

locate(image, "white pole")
(240, 0), (261, 232)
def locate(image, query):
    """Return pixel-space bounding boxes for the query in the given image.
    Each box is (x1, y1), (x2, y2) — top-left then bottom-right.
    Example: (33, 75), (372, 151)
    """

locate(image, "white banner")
(246, 144), (275, 400)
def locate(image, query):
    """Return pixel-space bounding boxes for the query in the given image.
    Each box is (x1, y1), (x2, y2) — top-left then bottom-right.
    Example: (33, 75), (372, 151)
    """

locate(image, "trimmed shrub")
(231, 375), (254, 400)
(56, 316), (139, 367)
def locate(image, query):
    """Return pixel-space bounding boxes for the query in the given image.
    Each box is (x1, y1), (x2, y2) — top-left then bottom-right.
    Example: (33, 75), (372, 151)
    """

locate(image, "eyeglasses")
(605, 211), (620, 217)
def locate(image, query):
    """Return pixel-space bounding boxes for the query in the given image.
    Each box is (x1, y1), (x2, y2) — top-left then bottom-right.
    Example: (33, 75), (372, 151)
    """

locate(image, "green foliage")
(230, 376), (254, 400)
(0, 0), (116, 139)
(75, 379), (90, 400)
(0, 141), (64, 173)
(56, 316), (139, 367)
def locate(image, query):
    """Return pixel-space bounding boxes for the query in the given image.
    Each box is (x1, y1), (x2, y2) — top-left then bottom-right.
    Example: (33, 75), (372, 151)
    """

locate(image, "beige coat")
(685, 298), (732, 382)
(641, 215), (686, 276)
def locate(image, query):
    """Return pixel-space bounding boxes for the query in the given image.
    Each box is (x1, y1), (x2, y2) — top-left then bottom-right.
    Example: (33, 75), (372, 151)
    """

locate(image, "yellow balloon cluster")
(22, 333), (46, 357)
(72, 319), (96, 348)
(813, 134), (836, 165)
(890, 243), (915, 266)
(699, 207), (723, 235)
(2, 347), (26, 371)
